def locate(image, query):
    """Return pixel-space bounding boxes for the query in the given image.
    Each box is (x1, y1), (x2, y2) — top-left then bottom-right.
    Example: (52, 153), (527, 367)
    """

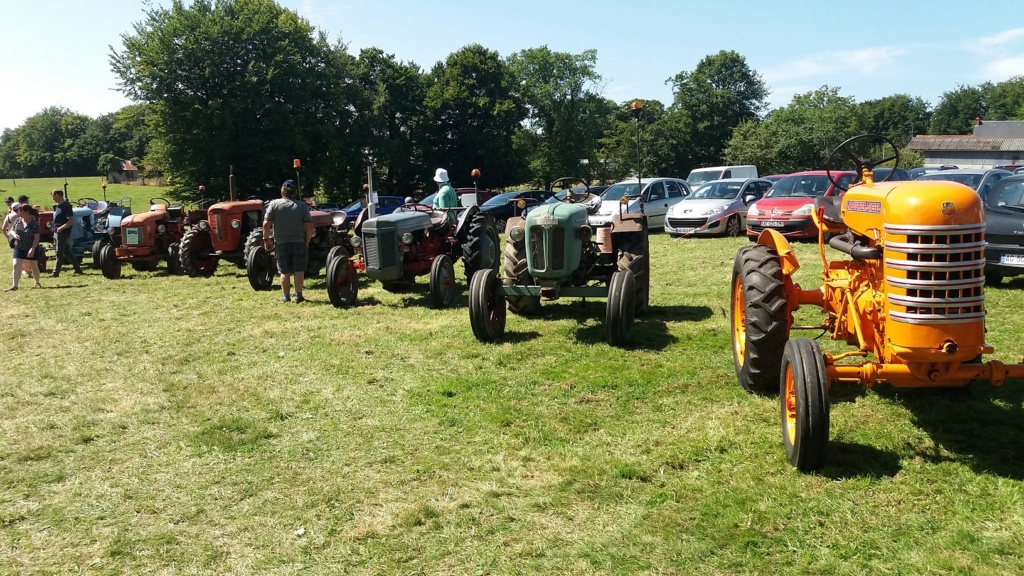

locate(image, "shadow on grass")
(828, 381), (869, 404)
(646, 304), (714, 322)
(883, 383), (1024, 480)
(821, 441), (902, 479)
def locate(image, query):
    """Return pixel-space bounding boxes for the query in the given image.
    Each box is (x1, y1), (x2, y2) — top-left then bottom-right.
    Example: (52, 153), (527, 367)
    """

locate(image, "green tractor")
(468, 178), (650, 347)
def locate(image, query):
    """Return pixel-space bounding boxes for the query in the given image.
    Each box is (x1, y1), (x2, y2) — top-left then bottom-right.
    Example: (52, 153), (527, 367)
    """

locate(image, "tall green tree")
(421, 44), (527, 190)
(111, 0), (359, 199)
(598, 99), (691, 181)
(507, 46), (610, 186)
(10, 107), (93, 178)
(929, 84), (989, 135)
(987, 76), (1024, 120)
(0, 128), (22, 179)
(669, 50), (768, 169)
(857, 94), (932, 148)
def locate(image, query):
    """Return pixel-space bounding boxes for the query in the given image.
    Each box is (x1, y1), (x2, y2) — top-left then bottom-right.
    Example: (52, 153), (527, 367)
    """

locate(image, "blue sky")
(2, 0), (1023, 133)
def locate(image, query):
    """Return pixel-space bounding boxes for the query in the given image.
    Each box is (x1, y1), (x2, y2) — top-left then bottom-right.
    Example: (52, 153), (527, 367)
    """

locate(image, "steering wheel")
(550, 177), (589, 203)
(149, 197), (171, 206)
(826, 134), (900, 193)
(195, 197), (216, 210)
(77, 197), (99, 208)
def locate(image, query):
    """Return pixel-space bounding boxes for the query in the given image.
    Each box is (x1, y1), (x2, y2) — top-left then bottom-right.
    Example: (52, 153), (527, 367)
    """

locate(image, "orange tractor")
(96, 198), (206, 279)
(178, 183), (265, 278)
(731, 134), (1024, 471)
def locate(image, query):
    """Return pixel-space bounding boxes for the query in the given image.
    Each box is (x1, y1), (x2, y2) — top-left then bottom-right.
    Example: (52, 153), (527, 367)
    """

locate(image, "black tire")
(326, 247), (358, 308)
(606, 269), (636, 347)
(131, 260), (159, 272)
(731, 245), (790, 395)
(429, 254), (457, 308)
(36, 246), (48, 274)
(326, 245), (347, 266)
(503, 236), (540, 315)
(100, 244), (121, 279)
(494, 218), (507, 234)
(985, 270), (1004, 286)
(243, 229), (263, 263)
(617, 232), (649, 317)
(167, 243), (184, 275)
(780, 338), (830, 471)
(246, 245), (275, 291)
(180, 228), (219, 277)
(725, 215), (741, 237)
(91, 236), (109, 269)
(462, 212), (500, 279)
(469, 268), (506, 343)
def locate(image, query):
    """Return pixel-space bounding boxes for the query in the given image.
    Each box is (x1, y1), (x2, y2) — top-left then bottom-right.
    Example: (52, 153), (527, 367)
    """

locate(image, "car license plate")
(760, 220), (786, 228)
(677, 228), (696, 234)
(125, 228), (141, 245)
(1000, 253), (1024, 265)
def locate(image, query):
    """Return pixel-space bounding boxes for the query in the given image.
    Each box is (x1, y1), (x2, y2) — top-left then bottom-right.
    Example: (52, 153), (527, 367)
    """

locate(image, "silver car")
(589, 177), (691, 229)
(665, 178), (773, 237)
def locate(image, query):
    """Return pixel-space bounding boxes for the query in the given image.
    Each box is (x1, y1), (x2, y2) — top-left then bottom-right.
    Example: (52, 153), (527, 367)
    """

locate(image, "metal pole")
(366, 167), (376, 219)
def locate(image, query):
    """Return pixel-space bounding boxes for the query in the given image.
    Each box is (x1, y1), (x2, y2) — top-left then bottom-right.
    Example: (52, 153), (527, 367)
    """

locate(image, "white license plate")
(1000, 253), (1024, 265)
(125, 228), (142, 245)
(760, 220), (786, 228)
(676, 228), (696, 234)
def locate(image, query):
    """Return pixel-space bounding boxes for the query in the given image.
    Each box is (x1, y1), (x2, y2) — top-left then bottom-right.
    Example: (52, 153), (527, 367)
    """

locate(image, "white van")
(686, 165), (758, 187)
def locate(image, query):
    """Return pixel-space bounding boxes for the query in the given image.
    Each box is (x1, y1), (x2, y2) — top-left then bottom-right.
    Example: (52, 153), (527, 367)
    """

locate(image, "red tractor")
(177, 184), (265, 278)
(243, 207), (352, 291)
(96, 198), (205, 279)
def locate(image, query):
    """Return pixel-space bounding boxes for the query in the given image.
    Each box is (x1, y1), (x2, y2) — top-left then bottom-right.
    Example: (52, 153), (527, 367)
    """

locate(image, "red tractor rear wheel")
(180, 228), (219, 277)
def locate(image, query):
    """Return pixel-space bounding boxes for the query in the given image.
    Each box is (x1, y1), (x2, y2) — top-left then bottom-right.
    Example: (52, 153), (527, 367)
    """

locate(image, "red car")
(746, 170), (856, 240)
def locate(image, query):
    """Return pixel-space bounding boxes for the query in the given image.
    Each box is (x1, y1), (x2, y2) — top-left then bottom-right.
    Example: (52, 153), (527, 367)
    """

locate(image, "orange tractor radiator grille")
(884, 223), (986, 326)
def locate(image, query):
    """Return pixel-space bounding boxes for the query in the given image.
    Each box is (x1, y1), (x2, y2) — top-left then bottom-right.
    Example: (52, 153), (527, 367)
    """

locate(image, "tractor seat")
(93, 201), (109, 214)
(429, 210), (450, 229)
(813, 196), (844, 225)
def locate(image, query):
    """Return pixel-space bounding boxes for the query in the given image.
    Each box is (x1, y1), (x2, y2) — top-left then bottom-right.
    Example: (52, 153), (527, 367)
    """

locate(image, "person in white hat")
(431, 168), (457, 217)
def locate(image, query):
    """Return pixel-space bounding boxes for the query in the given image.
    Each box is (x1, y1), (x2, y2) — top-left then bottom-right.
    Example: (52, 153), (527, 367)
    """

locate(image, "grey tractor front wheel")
(429, 254), (457, 308)
(326, 247), (358, 308)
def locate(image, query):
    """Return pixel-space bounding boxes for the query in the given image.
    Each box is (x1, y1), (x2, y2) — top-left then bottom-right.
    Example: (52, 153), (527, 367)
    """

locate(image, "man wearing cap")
(262, 179), (313, 303)
(431, 168), (457, 217)
(50, 189), (83, 277)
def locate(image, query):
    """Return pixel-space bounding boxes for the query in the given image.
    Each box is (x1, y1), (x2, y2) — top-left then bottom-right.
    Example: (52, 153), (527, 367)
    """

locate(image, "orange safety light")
(293, 159), (302, 168)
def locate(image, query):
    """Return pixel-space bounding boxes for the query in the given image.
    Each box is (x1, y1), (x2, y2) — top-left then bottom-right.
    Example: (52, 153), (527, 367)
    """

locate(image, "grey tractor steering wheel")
(825, 133), (901, 193)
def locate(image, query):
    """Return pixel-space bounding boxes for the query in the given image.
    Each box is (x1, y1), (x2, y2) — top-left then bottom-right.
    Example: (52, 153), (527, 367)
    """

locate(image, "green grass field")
(2, 191), (1024, 574)
(0, 177), (172, 213)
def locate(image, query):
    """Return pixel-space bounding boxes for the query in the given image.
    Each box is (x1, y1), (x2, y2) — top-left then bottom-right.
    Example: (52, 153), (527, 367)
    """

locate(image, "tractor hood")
(209, 199), (264, 213)
(842, 180), (983, 235)
(363, 210), (431, 235)
(526, 201), (589, 228)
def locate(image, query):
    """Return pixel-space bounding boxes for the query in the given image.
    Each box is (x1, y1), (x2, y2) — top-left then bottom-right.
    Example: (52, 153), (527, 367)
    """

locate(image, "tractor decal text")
(846, 200), (882, 214)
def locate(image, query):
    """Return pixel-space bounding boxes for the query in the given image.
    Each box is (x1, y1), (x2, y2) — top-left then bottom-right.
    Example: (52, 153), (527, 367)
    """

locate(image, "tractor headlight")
(509, 225), (525, 243)
(577, 225), (593, 242)
(46, 222), (53, 230)
(401, 232), (414, 245)
(350, 236), (361, 248)
(792, 204), (813, 217)
(231, 219), (241, 229)
(157, 224), (167, 233)
(702, 205), (728, 216)
(747, 203), (759, 217)
(197, 220), (209, 231)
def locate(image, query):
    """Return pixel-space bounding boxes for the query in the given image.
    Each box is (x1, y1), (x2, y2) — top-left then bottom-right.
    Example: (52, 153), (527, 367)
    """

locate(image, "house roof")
(907, 135), (1024, 152)
(121, 160), (138, 171)
(973, 121), (1024, 138)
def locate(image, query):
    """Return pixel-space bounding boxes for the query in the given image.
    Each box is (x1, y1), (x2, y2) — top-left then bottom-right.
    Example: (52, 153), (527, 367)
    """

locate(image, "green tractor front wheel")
(469, 269), (506, 343)
(606, 269), (636, 347)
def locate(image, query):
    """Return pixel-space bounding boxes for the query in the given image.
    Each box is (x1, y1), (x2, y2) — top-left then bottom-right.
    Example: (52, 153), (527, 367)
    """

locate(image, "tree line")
(1, 0), (1023, 202)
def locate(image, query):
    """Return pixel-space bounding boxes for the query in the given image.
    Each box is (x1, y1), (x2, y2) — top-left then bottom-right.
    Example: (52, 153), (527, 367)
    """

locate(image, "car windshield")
(688, 182), (743, 200)
(343, 200), (362, 211)
(419, 193), (436, 206)
(987, 180), (1024, 210)
(481, 192), (520, 208)
(687, 170), (723, 187)
(919, 173), (982, 189)
(601, 182), (642, 201)
(766, 175), (832, 198)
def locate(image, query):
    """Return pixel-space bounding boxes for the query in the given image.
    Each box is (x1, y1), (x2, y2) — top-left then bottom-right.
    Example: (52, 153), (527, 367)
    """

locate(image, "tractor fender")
(455, 205), (482, 238)
(756, 229), (800, 277)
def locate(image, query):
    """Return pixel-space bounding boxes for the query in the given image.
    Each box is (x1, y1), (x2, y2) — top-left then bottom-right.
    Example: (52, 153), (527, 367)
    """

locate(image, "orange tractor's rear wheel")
(731, 245), (789, 395)
(780, 338), (830, 471)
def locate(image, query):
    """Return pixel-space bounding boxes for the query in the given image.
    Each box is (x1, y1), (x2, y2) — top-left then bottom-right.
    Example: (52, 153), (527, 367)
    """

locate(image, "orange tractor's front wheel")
(780, 338), (830, 471)
(731, 245), (790, 395)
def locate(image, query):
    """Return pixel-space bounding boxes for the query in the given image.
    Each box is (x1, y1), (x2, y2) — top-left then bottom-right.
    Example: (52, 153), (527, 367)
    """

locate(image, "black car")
(480, 190), (553, 231)
(871, 167), (911, 181)
(982, 175), (1024, 285)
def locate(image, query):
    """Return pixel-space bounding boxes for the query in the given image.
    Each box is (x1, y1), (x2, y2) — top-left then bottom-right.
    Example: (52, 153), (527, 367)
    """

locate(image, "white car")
(665, 178), (773, 237)
(589, 177), (691, 229)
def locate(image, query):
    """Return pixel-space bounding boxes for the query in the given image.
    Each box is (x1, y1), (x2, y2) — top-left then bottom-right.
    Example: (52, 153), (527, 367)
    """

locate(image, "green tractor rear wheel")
(617, 232), (649, 317)
(503, 236), (539, 315)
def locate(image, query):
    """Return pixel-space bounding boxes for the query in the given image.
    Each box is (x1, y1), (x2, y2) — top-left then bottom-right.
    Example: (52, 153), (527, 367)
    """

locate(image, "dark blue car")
(340, 196), (406, 218)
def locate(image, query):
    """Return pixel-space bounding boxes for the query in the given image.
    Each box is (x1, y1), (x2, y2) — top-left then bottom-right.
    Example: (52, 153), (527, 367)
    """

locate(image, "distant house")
(107, 160), (139, 184)
(908, 120), (1024, 169)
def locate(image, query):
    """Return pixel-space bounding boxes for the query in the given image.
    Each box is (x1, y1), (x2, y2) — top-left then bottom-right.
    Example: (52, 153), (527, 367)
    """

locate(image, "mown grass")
(2, 204), (1024, 574)
(0, 177), (171, 212)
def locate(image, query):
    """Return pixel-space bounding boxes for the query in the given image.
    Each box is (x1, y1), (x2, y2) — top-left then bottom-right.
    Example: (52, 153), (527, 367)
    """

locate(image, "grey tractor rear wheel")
(731, 245), (790, 395)
(469, 268), (506, 343)
(617, 232), (650, 317)
(429, 254), (457, 308)
(463, 212), (500, 279)
(780, 338), (830, 471)
(503, 236), (540, 315)
(606, 269), (636, 347)
(246, 245), (275, 291)
(326, 246), (358, 308)
(180, 228), (219, 277)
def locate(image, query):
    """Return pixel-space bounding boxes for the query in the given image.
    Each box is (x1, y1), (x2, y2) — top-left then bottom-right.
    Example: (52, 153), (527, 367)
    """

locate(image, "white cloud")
(763, 47), (906, 84)
(981, 55), (1024, 81)
(968, 27), (1024, 52)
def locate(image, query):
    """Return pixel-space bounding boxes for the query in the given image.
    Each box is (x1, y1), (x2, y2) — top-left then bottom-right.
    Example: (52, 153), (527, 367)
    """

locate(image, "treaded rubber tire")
(503, 236), (540, 315)
(99, 244), (121, 279)
(326, 246), (358, 308)
(429, 254), (457, 309)
(606, 269), (636, 347)
(167, 243), (184, 275)
(469, 268), (506, 343)
(617, 231), (649, 317)
(780, 338), (830, 471)
(462, 212), (500, 279)
(91, 236), (109, 269)
(246, 245), (274, 291)
(243, 229), (263, 264)
(731, 245), (790, 395)
(180, 228), (219, 277)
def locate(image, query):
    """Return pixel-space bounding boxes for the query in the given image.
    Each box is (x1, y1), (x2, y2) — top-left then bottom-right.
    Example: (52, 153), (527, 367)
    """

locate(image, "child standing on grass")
(7, 205), (41, 291)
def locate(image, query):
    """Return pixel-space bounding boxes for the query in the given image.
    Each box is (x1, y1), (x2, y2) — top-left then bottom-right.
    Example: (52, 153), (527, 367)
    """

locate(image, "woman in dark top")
(8, 204), (41, 290)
